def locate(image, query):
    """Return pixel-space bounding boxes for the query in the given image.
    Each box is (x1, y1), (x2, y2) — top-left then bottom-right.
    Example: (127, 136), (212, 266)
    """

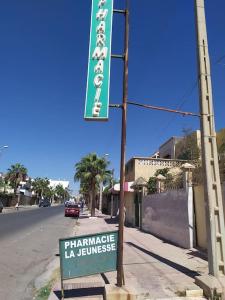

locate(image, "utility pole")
(195, 0), (225, 278)
(117, 0), (129, 287)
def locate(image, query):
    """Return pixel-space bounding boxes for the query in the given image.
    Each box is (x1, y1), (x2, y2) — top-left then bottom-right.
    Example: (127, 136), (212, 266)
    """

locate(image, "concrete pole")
(195, 0), (225, 276)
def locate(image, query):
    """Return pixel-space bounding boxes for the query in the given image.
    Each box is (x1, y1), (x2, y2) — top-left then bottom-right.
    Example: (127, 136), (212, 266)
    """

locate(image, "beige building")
(123, 130), (201, 227)
(125, 157), (187, 182)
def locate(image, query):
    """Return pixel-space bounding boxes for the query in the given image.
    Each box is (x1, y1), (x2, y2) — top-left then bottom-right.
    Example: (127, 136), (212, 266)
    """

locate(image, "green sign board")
(59, 231), (118, 279)
(84, 0), (114, 121)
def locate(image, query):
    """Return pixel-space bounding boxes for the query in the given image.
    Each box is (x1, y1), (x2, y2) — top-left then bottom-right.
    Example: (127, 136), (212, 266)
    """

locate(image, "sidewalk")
(1, 205), (39, 214)
(48, 210), (208, 300)
(1, 202), (61, 214)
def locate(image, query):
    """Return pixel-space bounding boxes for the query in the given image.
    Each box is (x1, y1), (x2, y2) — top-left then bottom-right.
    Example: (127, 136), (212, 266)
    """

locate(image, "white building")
(49, 180), (69, 189)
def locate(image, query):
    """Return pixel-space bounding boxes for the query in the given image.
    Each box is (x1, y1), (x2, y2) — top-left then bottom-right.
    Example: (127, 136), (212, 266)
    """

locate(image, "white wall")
(142, 188), (193, 248)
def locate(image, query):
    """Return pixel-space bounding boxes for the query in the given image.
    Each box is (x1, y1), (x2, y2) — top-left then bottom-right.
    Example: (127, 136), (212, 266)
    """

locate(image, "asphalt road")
(0, 205), (76, 300)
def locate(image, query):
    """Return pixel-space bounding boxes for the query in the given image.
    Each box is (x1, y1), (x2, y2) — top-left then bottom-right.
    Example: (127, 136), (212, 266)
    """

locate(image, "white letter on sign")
(98, 0), (106, 7)
(96, 21), (105, 34)
(65, 241), (70, 249)
(96, 34), (106, 47)
(96, 9), (108, 21)
(92, 47), (108, 60)
(94, 60), (104, 73)
(94, 88), (101, 102)
(94, 74), (104, 88)
(93, 104), (101, 117)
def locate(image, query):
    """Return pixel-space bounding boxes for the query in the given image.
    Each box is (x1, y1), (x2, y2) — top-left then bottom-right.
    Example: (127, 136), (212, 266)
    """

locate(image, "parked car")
(64, 204), (80, 218)
(39, 199), (51, 207)
(0, 200), (3, 213)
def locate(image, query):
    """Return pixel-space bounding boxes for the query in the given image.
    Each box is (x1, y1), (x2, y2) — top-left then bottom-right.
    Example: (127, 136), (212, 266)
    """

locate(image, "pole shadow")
(126, 242), (200, 278)
(104, 217), (118, 225)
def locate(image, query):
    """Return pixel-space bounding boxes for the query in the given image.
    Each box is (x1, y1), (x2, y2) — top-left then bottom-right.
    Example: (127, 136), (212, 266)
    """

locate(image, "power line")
(215, 54), (225, 65)
(151, 80), (198, 139)
(127, 101), (199, 117)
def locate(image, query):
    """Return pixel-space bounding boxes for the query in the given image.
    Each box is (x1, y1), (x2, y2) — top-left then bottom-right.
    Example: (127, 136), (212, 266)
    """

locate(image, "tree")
(74, 153), (111, 217)
(217, 128), (225, 182)
(175, 128), (200, 161)
(44, 186), (55, 203)
(55, 184), (70, 203)
(103, 177), (118, 194)
(32, 177), (50, 202)
(217, 128), (225, 154)
(147, 168), (173, 194)
(5, 163), (28, 195)
(0, 176), (8, 194)
(147, 177), (157, 194)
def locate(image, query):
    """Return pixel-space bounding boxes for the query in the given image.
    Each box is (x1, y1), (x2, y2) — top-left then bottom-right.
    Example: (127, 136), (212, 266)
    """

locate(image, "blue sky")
(0, 0), (225, 193)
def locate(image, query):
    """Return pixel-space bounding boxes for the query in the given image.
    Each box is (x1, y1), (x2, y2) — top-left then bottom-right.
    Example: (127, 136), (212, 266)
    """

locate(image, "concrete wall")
(142, 188), (194, 248)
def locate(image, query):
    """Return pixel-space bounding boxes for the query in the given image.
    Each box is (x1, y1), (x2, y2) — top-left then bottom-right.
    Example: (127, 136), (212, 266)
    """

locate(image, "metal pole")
(99, 181), (103, 212)
(117, 0), (129, 287)
(195, 0), (225, 276)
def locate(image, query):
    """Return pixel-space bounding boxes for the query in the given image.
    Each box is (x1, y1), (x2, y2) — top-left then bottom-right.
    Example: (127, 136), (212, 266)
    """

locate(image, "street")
(0, 205), (75, 300)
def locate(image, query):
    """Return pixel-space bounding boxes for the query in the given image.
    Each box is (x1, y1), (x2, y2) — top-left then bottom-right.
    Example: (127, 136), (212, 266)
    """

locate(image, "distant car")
(39, 199), (51, 207)
(0, 200), (3, 213)
(64, 200), (70, 207)
(64, 204), (80, 218)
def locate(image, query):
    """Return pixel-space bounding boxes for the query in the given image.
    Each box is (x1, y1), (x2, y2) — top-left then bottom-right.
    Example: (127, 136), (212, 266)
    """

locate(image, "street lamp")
(0, 145), (8, 150)
(0, 145), (9, 156)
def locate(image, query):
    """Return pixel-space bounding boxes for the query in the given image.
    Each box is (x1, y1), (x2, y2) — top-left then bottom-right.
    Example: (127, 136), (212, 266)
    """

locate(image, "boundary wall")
(142, 188), (193, 248)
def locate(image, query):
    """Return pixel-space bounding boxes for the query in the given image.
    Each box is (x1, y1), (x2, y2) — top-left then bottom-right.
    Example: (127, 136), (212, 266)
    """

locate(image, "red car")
(64, 204), (80, 218)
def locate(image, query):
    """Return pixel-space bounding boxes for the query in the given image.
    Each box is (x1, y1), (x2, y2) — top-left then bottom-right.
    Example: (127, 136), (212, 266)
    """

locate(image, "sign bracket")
(109, 104), (123, 108)
(113, 9), (126, 14)
(111, 54), (125, 59)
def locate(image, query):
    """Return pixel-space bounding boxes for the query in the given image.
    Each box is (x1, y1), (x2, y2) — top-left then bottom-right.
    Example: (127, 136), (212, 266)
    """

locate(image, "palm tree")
(55, 184), (70, 203)
(45, 186), (56, 203)
(5, 163), (28, 195)
(0, 176), (8, 194)
(74, 153), (111, 217)
(32, 177), (50, 203)
(79, 179), (91, 208)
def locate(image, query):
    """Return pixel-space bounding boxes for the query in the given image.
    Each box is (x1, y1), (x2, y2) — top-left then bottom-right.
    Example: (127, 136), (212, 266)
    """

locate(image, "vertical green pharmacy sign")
(84, 0), (114, 120)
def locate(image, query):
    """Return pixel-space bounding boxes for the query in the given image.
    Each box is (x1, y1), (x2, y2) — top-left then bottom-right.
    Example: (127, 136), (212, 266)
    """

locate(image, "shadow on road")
(126, 242), (200, 278)
(54, 286), (104, 299)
